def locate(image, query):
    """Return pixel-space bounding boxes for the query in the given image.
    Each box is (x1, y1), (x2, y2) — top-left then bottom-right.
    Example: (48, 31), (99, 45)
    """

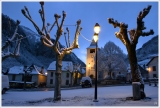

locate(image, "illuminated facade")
(86, 39), (97, 78)
(146, 56), (158, 78)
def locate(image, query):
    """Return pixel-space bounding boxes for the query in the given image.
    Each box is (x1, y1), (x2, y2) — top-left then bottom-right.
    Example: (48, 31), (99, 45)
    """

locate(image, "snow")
(132, 82), (141, 85)
(21, 26), (40, 43)
(8, 66), (24, 74)
(138, 58), (151, 66)
(81, 68), (86, 74)
(1, 85), (159, 107)
(8, 65), (47, 76)
(47, 61), (73, 71)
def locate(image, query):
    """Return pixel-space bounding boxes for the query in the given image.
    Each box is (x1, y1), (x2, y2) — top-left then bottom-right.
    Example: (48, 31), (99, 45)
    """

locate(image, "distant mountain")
(2, 14), (86, 71)
(136, 35), (158, 60)
(136, 35), (158, 66)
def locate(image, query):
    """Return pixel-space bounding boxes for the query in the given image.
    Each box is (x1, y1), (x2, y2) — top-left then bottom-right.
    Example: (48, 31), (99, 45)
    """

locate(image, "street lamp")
(93, 23), (100, 102)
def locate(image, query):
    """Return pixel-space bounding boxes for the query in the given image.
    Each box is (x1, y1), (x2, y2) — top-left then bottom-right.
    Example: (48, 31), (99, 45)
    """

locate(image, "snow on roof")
(47, 61), (73, 71)
(8, 66), (23, 74)
(146, 56), (158, 66)
(8, 65), (47, 75)
(81, 68), (86, 74)
(138, 58), (151, 66)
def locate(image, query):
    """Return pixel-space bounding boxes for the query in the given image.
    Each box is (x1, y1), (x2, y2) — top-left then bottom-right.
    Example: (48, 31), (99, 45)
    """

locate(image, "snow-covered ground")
(1, 85), (159, 107)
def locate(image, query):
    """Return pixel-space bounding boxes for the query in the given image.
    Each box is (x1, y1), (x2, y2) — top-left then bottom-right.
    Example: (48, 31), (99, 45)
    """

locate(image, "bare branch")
(64, 32), (68, 48)
(54, 14), (63, 49)
(54, 14), (61, 29)
(66, 27), (70, 47)
(71, 20), (82, 48)
(133, 5), (153, 43)
(24, 6), (32, 19)
(141, 29), (154, 36)
(13, 34), (23, 56)
(39, 1), (47, 34)
(48, 21), (56, 33)
(2, 33), (23, 61)
(40, 37), (53, 48)
(108, 18), (130, 45)
(62, 20), (82, 55)
(2, 20), (20, 50)
(60, 11), (66, 29)
(8, 18), (11, 36)
(21, 8), (43, 35)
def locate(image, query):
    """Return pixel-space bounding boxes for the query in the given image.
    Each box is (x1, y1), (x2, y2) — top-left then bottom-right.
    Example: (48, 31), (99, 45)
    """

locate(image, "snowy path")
(1, 85), (158, 106)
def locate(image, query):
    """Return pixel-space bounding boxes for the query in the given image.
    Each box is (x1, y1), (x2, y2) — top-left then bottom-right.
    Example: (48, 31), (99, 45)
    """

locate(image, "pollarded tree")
(97, 41), (127, 79)
(21, 2), (82, 101)
(73, 63), (81, 85)
(108, 5), (154, 99)
(2, 18), (23, 61)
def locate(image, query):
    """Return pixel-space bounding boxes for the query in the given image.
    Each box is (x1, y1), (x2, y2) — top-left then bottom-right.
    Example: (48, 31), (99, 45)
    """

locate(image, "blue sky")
(1, 1), (159, 64)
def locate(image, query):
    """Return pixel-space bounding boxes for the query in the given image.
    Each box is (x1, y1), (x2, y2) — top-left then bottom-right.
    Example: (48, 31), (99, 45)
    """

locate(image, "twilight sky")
(1, 1), (158, 64)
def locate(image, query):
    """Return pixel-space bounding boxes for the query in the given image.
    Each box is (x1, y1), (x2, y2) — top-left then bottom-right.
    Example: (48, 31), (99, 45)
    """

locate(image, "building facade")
(146, 56), (158, 78)
(8, 65), (47, 87)
(86, 39), (97, 78)
(47, 61), (73, 87)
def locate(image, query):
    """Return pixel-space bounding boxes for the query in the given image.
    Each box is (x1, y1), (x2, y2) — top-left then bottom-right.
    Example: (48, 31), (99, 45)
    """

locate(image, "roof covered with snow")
(8, 65), (47, 76)
(87, 39), (98, 49)
(81, 68), (86, 74)
(146, 56), (158, 66)
(47, 61), (73, 72)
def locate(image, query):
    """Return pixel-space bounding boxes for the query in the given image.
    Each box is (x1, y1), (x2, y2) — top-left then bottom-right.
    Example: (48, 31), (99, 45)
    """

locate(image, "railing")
(148, 78), (158, 86)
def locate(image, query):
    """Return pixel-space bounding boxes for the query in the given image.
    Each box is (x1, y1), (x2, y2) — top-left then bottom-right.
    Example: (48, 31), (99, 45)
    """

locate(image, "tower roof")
(87, 39), (98, 49)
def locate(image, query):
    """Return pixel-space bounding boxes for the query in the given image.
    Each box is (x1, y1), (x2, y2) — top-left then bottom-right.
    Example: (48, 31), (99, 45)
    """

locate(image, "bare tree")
(21, 2), (82, 101)
(2, 18), (23, 61)
(22, 65), (33, 90)
(64, 62), (73, 86)
(97, 41), (127, 79)
(108, 5), (154, 99)
(73, 63), (81, 85)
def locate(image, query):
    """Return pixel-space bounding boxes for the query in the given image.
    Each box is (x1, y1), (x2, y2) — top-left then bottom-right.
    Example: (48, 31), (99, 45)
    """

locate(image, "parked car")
(116, 74), (126, 83)
(2, 74), (9, 94)
(80, 77), (92, 88)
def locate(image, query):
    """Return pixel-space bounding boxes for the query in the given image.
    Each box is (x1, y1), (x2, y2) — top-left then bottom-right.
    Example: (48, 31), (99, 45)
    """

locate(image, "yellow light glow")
(88, 63), (91, 67)
(147, 67), (150, 72)
(94, 23), (100, 34)
(93, 33), (98, 42)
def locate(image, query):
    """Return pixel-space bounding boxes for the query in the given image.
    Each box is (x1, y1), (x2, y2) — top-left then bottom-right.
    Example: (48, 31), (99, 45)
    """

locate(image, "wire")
(63, 24), (76, 26)
(80, 33), (92, 42)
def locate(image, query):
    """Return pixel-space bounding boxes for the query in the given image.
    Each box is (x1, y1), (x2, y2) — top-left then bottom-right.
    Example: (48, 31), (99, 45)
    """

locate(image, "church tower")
(86, 39), (98, 78)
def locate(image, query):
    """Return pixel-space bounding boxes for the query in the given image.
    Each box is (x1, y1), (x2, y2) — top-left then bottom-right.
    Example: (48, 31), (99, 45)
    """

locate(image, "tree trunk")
(109, 72), (112, 80)
(54, 55), (62, 101)
(71, 73), (73, 86)
(23, 74), (26, 90)
(74, 71), (78, 86)
(126, 44), (146, 99)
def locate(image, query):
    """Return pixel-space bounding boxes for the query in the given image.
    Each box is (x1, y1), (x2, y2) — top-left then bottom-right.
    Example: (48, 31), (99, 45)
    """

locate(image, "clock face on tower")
(91, 55), (94, 58)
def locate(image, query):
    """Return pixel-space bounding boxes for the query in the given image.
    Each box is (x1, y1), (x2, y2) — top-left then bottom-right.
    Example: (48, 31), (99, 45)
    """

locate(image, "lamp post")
(93, 23), (100, 102)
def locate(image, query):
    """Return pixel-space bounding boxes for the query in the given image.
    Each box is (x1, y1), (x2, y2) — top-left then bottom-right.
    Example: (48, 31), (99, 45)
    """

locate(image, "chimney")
(40, 66), (44, 74)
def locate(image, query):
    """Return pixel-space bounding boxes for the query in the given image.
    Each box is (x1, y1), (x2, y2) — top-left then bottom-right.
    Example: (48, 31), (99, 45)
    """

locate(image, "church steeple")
(87, 39), (98, 49)
(86, 39), (98, 78)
